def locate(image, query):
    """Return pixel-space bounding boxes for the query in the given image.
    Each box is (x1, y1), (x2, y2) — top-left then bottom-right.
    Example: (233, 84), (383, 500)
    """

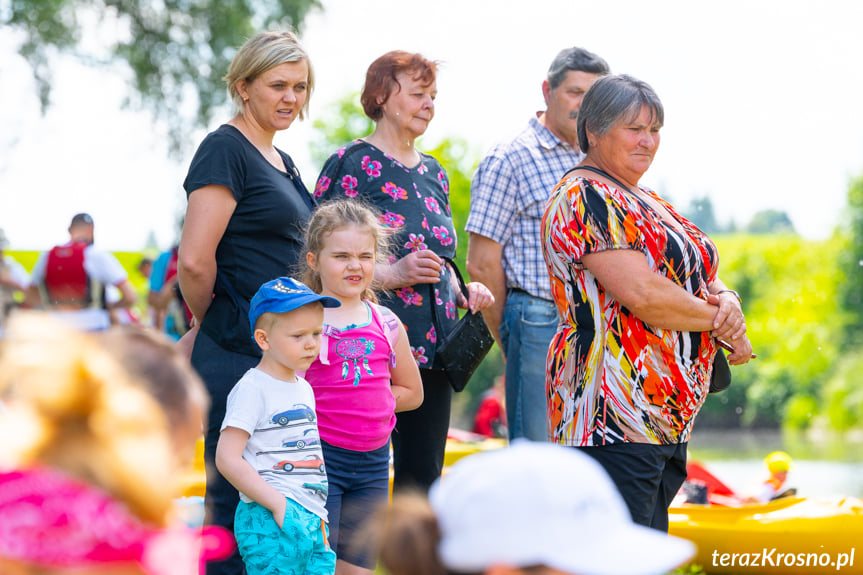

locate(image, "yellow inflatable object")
(179, 437), (207, 498)
(443, 437), (507, 467)
(669, 497), (863, 574)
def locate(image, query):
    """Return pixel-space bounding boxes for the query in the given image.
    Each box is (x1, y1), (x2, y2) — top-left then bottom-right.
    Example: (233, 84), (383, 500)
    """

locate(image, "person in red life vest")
(25, 213), (137, 331)
(472, 375), (507, 438)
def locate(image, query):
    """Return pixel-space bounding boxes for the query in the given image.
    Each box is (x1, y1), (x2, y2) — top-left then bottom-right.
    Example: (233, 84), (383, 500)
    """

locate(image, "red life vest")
(43, 242), (101, 307)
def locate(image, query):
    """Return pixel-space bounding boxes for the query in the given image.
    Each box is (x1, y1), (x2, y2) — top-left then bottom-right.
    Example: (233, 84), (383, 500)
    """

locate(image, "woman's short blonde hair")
(223, 29), (314, 119)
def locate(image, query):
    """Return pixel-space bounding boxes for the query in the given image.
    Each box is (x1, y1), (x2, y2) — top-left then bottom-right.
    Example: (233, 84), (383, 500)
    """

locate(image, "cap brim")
(264, 294), (341, 315)
(547, 524), (695, 575)
(317, 294), (341, 308)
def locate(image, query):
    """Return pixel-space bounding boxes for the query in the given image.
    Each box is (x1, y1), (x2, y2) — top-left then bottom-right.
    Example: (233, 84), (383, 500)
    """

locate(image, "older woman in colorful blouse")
(541, 74), (753, 531)
(315, 51), (493, 498)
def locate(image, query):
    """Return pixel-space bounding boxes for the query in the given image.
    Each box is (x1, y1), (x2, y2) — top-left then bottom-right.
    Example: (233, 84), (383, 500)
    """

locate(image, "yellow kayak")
(669, 497), (863, 574)
(182, 436), (863, 574)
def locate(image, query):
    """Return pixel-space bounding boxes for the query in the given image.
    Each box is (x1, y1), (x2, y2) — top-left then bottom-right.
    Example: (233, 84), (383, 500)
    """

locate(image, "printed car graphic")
(303, 481), (329, 500)
(270, 404), (315, 426)
(282, 429), (320, 449)
(273, 454), (325, 473)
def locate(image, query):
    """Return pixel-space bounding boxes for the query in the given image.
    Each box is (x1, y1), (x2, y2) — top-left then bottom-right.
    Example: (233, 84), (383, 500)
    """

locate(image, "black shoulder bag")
(430, 258), (495, 392)
(574, 164), (731, 394)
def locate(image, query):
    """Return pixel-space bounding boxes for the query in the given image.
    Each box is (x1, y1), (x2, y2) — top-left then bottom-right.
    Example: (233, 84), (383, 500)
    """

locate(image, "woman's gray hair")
(223, 29), (314, 119)
(577, 74), (664, 154)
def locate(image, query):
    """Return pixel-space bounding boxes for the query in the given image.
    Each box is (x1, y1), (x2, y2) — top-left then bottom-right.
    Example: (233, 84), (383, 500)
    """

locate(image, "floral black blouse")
(315, 140), (458, 368)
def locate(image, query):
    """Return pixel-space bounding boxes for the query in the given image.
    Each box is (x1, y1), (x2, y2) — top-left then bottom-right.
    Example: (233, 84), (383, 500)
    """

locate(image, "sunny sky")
(2, 0), (863, 251)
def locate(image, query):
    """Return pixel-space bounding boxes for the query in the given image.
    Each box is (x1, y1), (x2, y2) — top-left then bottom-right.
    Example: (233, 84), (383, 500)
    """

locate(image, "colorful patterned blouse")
(315, 140), (458, 368)
(541, 173), (719, 446)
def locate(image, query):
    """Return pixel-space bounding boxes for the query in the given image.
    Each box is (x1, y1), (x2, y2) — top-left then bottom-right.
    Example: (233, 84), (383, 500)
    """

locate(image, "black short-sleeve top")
(183, 124), (315, 356)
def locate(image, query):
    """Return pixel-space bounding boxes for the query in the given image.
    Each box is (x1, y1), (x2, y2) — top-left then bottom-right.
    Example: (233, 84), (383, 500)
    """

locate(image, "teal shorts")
(235, 498), (336, 575)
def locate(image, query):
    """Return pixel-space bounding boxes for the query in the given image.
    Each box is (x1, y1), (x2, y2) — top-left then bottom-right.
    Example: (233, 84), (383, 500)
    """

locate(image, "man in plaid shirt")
(466, 47), (609, 441)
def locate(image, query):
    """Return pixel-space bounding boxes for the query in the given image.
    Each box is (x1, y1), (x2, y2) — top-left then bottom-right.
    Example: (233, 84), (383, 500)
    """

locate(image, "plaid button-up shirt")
(466, 117), (584, 301)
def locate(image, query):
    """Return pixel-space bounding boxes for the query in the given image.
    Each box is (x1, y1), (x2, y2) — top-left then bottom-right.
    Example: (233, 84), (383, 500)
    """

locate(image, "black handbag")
(431, 259), (495, 392)
(709, 348), (731, 394)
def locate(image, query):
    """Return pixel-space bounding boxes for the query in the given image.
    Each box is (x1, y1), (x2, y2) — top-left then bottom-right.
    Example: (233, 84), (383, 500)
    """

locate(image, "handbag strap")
(428, 257), (466, 346)
(571, 164), (634, 193)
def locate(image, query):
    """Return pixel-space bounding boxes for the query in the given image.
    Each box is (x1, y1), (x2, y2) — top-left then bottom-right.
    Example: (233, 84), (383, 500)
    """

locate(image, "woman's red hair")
(361, 51), (438, 120)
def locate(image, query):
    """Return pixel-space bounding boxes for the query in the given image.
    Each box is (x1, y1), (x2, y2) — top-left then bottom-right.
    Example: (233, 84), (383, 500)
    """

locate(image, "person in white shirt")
(26, 213), (137, 331)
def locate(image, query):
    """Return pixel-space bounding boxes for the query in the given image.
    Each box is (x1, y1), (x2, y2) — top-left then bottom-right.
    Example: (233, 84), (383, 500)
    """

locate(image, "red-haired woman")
(314, 50), (492, 572)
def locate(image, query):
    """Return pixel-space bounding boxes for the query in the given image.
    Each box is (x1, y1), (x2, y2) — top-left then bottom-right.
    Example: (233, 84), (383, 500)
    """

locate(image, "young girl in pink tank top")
(301, 200), (422, 574)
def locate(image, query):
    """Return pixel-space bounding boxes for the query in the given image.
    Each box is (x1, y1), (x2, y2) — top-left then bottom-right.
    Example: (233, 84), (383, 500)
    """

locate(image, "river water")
(688, 428), (863, 498)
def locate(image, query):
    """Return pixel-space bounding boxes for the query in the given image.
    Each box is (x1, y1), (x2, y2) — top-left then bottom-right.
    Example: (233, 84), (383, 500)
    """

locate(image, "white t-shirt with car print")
(222, 367), (328, 521)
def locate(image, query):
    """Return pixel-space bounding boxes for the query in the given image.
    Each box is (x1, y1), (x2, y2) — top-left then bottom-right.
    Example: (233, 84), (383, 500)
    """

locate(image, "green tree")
(4, 0), (321, 150)
(310, 92), (373, 166)
(697, 234), (844, 429)
(684, 196), (721, 234)
(745, 209), (796, 234)
(837, 175), (863, 347)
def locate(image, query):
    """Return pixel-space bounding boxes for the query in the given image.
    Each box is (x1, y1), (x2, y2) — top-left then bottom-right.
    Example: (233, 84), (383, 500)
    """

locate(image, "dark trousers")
(574, 441), (688, 532)
(192, 329), (258, 575)
(391, 368), (453, 493)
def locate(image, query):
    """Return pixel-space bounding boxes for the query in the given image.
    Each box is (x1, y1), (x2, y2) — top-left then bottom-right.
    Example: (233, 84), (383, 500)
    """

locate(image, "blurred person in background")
(0, 313), (232, 574)
(367, 441), (694, 575)
(25, 213), (137, 331)
(472, 375), (507, 439)
(0, 228), (29, 336)
(149, 245), (192, 341)
(744, 451), (795, 504)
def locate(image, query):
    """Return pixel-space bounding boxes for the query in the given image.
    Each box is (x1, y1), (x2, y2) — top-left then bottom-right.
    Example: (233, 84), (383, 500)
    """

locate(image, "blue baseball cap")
(249, 277), (340, 332)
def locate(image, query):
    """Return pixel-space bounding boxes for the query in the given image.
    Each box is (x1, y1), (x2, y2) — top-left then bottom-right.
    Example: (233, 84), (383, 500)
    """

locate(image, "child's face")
(308, 225), (376, 301)
(257, 304), (324, 379)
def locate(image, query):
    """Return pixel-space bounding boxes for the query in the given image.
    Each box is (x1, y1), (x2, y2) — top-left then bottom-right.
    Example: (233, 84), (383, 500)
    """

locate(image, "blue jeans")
(500, 290), (559, 441)
(321, 440), (390, 569)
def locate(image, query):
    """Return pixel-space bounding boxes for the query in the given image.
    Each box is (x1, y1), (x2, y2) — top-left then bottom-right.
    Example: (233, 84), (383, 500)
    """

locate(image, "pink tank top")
(304, 301), (399, 451)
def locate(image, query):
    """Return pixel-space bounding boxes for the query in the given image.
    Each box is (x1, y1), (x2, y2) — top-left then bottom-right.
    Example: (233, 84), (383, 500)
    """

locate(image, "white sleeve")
(84, 247), (129, 286)
(221, 375), (264, 435)
(6, 258), (30, 286)
(29, 252), (48, 285)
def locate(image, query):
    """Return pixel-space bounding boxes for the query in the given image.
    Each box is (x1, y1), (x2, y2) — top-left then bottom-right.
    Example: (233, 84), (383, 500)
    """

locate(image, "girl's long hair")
(302, 199), (392, 303)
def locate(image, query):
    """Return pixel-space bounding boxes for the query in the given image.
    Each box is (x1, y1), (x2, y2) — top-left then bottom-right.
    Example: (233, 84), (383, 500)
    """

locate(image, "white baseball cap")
(429, 441), (695, 575)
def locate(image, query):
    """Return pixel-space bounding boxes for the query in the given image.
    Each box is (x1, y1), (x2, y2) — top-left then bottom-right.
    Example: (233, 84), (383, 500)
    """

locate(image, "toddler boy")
(216, 277), (340, 575)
